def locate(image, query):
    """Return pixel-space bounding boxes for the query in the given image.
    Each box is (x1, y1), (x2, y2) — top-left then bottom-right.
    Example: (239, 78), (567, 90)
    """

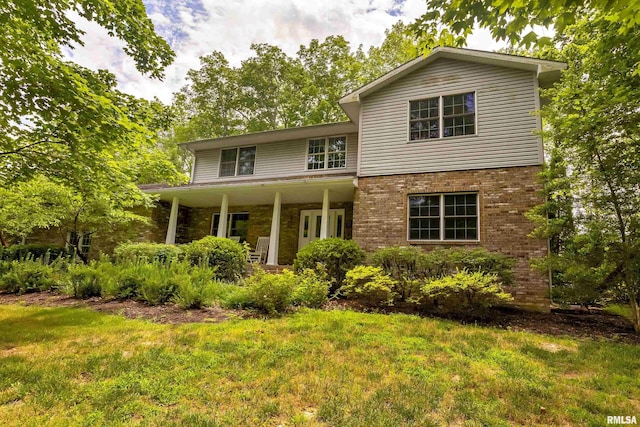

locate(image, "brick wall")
(181, 202), (353, 265)
(352, 165), (550, 311)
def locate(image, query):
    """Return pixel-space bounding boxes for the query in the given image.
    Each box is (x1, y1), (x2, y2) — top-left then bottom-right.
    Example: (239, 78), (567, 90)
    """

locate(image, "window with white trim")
(66, 231), (92, 256)
(219, 146), (256, 177)
(408, 193), (478, 241)
(409, 92), (475, 141)
(307, 136), (346, 170)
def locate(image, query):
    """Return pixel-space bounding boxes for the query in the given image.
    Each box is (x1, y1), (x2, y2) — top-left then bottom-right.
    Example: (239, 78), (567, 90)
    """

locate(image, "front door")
(298, 209), (345, 249)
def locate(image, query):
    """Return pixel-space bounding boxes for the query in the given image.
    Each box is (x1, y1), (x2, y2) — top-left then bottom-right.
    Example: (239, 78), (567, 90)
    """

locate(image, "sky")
(64, 0), (504, 104)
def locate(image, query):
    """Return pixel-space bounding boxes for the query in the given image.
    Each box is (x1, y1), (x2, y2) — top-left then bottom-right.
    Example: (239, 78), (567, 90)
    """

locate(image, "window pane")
(328, 136), (346, 153)
(219, 162), (236, 177)
(230, 213), (249, 242)
(328, 152), (346, 168)
(308, 139), (327, 169)
(409, 98), (439, 141)
(308, 154), (325, 169)
(443, 92), (475, 137)
(443, 193), (478, 240)
(308, 139), (325, 154)
(409, 195), (441, 240)
(211, 214), (220, 235)
(221, 148), (237, 162)
(237, 147), (256, 175)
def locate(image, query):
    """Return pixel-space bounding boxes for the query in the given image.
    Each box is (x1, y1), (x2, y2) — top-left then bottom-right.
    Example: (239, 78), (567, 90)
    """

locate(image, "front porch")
(142, 176), (356, 265)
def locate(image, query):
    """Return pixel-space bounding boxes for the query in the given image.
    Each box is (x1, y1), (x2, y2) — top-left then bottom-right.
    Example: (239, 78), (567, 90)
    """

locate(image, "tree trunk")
(630, 293), (640, 333)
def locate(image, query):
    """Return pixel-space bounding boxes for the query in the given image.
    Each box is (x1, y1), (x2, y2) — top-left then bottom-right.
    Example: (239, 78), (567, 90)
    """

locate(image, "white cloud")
(64, 0), (503, 104)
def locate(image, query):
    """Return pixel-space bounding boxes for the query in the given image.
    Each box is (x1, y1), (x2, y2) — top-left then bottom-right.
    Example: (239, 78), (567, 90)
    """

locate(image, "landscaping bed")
(2, 292), (637, 344)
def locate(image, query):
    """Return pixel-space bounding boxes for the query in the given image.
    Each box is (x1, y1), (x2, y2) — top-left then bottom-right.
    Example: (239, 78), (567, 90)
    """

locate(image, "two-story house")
(140, 47), (566, 311)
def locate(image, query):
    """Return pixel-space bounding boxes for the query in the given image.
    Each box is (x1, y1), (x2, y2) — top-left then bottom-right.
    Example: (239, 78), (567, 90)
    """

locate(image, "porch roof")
(140, 174), (357, 207)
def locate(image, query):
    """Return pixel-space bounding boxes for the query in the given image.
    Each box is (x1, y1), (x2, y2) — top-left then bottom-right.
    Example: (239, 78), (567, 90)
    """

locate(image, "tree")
(170, 25), (419, 140)
(0, 0), (175, 186)
(297, 36), (365, 124)
(362, 22), (421, 83)
(411, 0), (640, 50)
(526, 15), (640, 330)
(0, 1), (187, 252)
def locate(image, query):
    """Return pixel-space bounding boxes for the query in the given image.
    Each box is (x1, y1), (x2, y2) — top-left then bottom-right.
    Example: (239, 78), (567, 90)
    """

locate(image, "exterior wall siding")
(352, 165), (550, 311)
(359, 58), (541, 176)
(192, 132), (358, 184)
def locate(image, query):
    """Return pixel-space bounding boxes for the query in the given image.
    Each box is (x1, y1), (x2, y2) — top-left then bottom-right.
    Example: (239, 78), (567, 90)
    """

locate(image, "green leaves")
(411, 0), (640, 52)
(171, 25), (422, 140)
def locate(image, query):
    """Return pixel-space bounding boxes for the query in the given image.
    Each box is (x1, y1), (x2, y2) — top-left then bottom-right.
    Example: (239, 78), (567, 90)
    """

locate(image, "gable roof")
(339, 47), (566, 123)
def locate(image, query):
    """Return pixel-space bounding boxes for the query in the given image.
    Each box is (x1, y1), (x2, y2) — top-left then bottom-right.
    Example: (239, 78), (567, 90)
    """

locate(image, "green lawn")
(0, 305), (638, 426)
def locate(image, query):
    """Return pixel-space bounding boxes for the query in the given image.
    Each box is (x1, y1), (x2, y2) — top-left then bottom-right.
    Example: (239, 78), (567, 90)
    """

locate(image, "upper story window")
(307, 136), (347, 170)
(408, 193), (478, 241)
(409, 92), (475, 141)
(219, 146), (256, 177)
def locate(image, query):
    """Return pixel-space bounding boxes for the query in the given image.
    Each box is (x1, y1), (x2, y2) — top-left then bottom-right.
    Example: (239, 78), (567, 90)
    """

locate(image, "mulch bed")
(0, 292), (249, 324)
(1, 293), (638, 344)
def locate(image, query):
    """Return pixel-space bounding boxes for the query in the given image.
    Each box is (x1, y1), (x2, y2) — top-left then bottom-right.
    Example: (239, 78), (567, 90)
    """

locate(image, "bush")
(341, 265), (397, 306)
(294, 238), (365, 291)
(244, 269), (296, 314)
(420, 270), (513, 316)
(184, 236), (246, 281)
(0, 244), (67, 262)
(172, 267), (220, 309)
(114, 242), (184, 263)
(62, 262), (102, 299)
(290, 268), (330, 308)
(431, 248), (515, 286)
(0, 258), (59, 294)
(371, 246), (429, 302)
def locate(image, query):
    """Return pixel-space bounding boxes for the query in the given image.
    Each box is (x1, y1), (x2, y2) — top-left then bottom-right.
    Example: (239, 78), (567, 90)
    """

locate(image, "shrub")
(0, 258), (59, 294)
(62, 262), (102, 299)
(420, 270), (513, 316)
(371, 246), (430, 302)
(244, 269), (296, 314)
(425, 248), (515, 285)
(137, 264), (175, 305)
(294, 238), (365, 291)
(341, 265), (397, 306)
(172, 267), (218, 309)
(114, 242), (184, 263)
(290, 268), (330, 308)
(0, 244), (67, 262)
(184, 236), (246, 281)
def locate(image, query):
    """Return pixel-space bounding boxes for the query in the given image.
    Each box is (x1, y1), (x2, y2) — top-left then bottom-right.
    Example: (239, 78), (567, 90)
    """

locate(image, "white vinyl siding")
(192, 133), (357, 183)
(360, 58), (541, 176)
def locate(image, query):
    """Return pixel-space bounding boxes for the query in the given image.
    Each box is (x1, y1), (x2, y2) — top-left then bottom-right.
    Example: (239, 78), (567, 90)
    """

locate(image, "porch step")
(245, 264), (293, 275)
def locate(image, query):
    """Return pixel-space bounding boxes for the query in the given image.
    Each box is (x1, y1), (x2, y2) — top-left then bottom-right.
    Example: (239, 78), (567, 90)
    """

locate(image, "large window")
(219, 146), (256, 177)
(307, 136), (346, 170)
(409, 92), (475, 141)
(211, 212), (249, 242)
(408, 193), (478, 241)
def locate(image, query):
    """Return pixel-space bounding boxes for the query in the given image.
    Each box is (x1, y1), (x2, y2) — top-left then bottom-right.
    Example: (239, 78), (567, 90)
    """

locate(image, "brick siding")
(352, 165), (550, 311)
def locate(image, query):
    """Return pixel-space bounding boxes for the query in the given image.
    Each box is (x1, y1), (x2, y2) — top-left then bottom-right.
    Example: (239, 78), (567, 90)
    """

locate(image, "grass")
(0, 305), (638, 426)
(604, 304), (634, 323)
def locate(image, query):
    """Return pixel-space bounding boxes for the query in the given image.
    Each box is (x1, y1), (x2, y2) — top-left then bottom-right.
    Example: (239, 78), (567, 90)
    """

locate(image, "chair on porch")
(248, 236), (269, 264)
(229, 236), (241, 243)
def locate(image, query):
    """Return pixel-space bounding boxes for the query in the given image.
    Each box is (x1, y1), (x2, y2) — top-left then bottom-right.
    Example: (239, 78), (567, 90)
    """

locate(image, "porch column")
(165, 197), (180, 244)
(217, 193), (229, 238)
(267, 191), (281, 265)
(320, 188), (330, 239)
